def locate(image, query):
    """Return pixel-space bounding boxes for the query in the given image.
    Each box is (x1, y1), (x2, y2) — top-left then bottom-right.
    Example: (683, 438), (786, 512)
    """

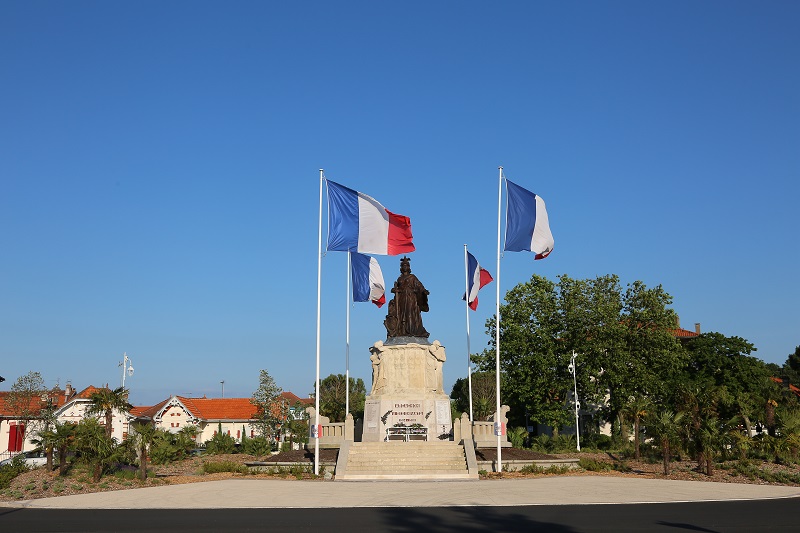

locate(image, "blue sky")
(2, 2), (798, 406)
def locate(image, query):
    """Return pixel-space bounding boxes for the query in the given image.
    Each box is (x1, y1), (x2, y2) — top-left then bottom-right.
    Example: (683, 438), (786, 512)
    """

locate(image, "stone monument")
(361, 257), (453, 442)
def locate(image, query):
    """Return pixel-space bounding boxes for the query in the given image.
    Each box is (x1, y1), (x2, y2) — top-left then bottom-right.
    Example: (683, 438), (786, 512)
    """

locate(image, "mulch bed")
(474, 448), (558, 461)
(252, 449), (339, 463)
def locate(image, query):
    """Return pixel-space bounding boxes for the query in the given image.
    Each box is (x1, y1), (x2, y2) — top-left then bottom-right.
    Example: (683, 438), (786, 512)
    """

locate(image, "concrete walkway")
(4, 477), (799, 509)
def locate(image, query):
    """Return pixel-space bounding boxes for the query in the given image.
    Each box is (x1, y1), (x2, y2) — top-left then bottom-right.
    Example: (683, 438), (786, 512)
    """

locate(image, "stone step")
(346, 462), (465, 468)
(336, 441), (477, 481)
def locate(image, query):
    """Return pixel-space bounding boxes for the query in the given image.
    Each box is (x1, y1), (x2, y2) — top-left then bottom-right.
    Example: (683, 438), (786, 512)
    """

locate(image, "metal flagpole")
(495, 166), (503, 472)
(464, 245), (474, 422)
(314, 169), (324, 475)
(346, 252), (351, 417)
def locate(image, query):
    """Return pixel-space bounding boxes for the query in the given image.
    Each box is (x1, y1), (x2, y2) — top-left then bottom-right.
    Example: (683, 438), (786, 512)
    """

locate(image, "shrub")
(204, 431), (237, 455)
(508, 427), (528, 449)
(578, 457), (613, 472)
(584, 434), (613, 450)
(0, 455), (29, 489)
(150, 428), (196, 465)
(242, 435), (272, 456)
(202, 461), (247, 474)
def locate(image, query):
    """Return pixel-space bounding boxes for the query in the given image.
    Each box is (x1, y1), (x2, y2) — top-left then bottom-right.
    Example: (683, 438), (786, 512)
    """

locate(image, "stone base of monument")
(361, 340), (452, 443)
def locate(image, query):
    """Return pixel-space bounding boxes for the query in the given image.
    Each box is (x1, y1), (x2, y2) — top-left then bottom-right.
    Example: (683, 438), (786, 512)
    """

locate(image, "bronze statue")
(384, 257), (430, 339)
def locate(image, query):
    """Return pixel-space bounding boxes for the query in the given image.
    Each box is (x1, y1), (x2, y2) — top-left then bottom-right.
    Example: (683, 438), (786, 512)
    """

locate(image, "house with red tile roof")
(1, 382), (132, 458)
(130, 392), (313, 446)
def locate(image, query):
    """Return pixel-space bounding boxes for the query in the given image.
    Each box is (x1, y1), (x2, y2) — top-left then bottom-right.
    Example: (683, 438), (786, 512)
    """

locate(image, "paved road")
(2, 499), (800, 532)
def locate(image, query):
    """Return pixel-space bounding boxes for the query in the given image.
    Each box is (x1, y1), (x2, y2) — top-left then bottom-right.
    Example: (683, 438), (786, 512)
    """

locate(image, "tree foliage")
(86, 387), (132, 440)
(475, 274), (683, 432)
(6, 371), (47, 421)
(450, 371), (496, 421)
(317, 373), (366, 422)
(250, 369), (286, 439)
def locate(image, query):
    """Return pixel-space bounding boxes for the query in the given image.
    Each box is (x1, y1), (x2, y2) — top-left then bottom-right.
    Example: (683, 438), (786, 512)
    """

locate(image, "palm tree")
(697, 416), (724, 475)
(86, 386), (132, 440)
(130, 421), (157, 481)
(33, 427), (57, 471)
(75, 418), (117, 482)
(646, 410), (685, 475)
(51, 422), (77, 476)
(623, 396), (651, 460)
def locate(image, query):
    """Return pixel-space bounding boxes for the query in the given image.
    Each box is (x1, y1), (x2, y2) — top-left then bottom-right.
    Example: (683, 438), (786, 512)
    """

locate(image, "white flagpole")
(495, 166), (503, 472)
(464, 244), (474, 423)
(314, 169), (324, 475)
(346, 251), (351, 417)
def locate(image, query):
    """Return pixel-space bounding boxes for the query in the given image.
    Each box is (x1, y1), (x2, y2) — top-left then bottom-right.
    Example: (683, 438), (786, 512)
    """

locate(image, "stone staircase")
(335, 441), (479, 481)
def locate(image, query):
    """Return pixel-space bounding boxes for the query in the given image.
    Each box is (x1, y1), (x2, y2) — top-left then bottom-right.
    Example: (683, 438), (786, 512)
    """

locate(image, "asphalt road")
(2, 499), (799, 533)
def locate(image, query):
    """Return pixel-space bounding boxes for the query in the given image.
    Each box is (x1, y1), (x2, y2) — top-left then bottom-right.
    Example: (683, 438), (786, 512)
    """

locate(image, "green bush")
(241, 435), (272, 456)
(508, 427), (528, 449)
(204, 431), (237, 455)
(149, 429), (196, 465)
(584, 434), (613, 450)
(578, 457), (614, 472)
(518, 463), (571, 475)
(202, 461), (247, 474)
(0, 455), (29, 489)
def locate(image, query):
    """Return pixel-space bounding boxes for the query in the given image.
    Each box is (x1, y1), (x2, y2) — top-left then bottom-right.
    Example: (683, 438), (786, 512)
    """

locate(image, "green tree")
(86, 387), (132, 440)
(601, 281), (683, 434)
(74, 418), (118, 482)
(450, 371), (496, 421)
(52, 422), (76, 476)
(317, 373), (367, 422)
(6, 372), (54, 454)
(782, 346), (800, 385)
(251, 369), (286, 440)
(475, 274), (569, 431)
(622, 395), (651, 461)
(646, 410), (685, 475)
(475, 274), (683, 437)
(129, 421), (157, 481)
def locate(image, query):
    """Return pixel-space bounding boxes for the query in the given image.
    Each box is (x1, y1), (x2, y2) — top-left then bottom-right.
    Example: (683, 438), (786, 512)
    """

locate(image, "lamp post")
(119, 353), (134, 388)
(568, 350), (580, 451)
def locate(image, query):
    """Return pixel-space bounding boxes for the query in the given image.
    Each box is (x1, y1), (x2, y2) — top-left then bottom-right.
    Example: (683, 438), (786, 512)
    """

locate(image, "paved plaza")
(3, 476), (798, 509)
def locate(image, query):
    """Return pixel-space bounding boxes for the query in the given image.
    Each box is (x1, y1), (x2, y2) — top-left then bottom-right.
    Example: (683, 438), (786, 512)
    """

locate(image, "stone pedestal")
(362, 340), (452, 442)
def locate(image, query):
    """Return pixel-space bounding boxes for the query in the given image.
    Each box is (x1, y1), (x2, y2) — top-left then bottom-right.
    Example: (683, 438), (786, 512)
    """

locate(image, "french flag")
(504, 179), (554, 259)
(351, 252), (386, 307)
(463, 251), (493, 311)
(326, 180), (415, 255)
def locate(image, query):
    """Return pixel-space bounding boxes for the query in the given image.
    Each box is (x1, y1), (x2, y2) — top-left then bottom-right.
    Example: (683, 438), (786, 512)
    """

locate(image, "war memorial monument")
(361, 257), (453, 442)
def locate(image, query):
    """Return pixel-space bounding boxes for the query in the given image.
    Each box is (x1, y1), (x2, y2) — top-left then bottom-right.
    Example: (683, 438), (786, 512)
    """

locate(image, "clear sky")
(2, 2), (798, 407)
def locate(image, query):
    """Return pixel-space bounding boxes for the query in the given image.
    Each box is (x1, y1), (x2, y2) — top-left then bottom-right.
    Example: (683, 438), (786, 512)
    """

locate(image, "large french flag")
(504, 179), (554, 259)
(351, 252), (386, 307)
(463, 251), (493, 311)
(326, 180), (415, 255)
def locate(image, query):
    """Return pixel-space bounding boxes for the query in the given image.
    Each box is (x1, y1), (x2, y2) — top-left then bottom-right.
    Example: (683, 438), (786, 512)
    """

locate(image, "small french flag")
(351, 252), (386, 307)
(504, 179), (554, 259)
(463, 251), (493, 311)
(326, 180), (415, 256)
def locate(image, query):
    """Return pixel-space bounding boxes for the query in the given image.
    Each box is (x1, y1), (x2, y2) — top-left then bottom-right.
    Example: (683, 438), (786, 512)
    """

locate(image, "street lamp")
(119, 353), (134, 388)
(568, 350), (581, 451)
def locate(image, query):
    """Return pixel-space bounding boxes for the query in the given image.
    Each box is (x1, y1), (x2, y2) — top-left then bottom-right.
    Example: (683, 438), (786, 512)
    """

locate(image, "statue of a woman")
(384, 257), (430, 339)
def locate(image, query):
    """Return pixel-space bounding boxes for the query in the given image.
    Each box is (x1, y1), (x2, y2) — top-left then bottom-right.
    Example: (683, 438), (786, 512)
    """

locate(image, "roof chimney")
(65, 382), (74, 401)
(675, 315), (680, 328)
(695, 323), (701, 334)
